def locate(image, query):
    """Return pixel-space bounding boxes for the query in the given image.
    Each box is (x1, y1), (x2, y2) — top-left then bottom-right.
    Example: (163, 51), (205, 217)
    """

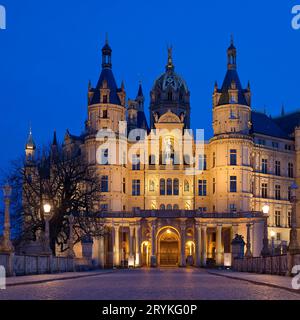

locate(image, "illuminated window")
(173, 204), (179, 210)
(230, 149), (237, 166)
(132, 180), (140, 196)
(167, 179), (173, 195)
(101, 176), (109, 192)
(230, 176), (237, 193)
(173, 179), (179, 196)
(288, 163), (294, 178)
(167, 204), (172, 210)
(198, 154), (207, 171)
(275, 161), (281, 176)
(160, 179), (166, 195)
(261, 183), (268, 198)
(160, 204), (165, 210)
(275, 185), (281, 200)
(198, 180), (207, 196)
(261, 159), (268, 174)
(275, 211), (281, 227)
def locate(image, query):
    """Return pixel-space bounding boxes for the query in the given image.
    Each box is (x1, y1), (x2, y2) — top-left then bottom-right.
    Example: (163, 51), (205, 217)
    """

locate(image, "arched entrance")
(158, 228), (180, 267)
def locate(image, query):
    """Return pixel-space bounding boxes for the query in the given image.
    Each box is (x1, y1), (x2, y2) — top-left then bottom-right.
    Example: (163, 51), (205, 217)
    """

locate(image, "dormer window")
(103, 110), (108, 119)
(168, 91), (173, 101)
(103, 95), (108, 104)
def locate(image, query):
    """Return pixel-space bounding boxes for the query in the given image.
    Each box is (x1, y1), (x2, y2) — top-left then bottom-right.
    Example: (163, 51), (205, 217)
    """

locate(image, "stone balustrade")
(233, 254), (300, 276)
(0, 253), (75, 276)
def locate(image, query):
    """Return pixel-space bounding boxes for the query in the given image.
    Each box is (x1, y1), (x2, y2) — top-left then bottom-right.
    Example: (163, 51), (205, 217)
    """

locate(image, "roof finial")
(166, 45), (174, 71)
(230, 34), (234, 46)
(105, 32), (109, 45)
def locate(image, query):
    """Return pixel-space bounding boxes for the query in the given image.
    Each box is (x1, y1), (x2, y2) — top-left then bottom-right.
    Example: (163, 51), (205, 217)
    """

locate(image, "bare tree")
(4, 143), (106, 254)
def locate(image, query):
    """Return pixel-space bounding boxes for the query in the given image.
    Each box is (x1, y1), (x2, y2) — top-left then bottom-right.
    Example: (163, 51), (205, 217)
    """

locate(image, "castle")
(25, 38), (300, 268)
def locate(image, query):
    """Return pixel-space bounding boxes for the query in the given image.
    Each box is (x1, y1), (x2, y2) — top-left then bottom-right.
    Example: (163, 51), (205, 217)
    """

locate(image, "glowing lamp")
(128, 256), (135, 268)
(262, 204), (270, 215)
(270, 230), (276, 238)
(43, 203), (51, 214)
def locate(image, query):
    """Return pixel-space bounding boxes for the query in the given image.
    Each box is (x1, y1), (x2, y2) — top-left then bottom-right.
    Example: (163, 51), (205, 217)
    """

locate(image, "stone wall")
(0, 253), (75, 276)
(233, 254), (300, 276)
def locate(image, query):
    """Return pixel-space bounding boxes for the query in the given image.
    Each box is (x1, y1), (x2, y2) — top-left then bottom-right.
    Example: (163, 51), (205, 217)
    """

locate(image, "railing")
(97, 210), (265, 219)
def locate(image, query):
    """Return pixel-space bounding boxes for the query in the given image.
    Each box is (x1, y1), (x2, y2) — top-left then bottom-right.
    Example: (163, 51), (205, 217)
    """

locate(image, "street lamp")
(270, 230), (276, 256)
(261, 204), (271, 257)
(43, 201), (52, 254)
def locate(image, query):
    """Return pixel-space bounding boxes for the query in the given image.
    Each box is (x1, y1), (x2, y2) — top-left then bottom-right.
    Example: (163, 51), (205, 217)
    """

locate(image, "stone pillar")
(216, 224), (223, 266)
(180, 220), (186, 267)
(128, 224), (135, 267)
(135, 223), (141, 267)
(195, 223), (202, 267)
(202, 225), (207, 266)
(245, 223), (253, 258)
(150, 220), (157, 267)
(261, 216), (270, 257)
(99, 236), (105, 268)
(113, 224), (120, 267)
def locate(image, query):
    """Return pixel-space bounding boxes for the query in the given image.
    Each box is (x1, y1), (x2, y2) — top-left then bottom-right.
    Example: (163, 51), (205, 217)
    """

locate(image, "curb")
(207, 271), (300, 295)
(5, 270), (114, 288)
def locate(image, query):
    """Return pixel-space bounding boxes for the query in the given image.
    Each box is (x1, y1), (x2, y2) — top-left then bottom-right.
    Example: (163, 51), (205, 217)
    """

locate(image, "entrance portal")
(159, 229), (179, 266)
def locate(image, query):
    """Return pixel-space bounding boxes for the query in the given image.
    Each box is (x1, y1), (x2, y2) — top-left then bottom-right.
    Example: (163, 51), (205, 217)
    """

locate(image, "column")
(113, 224), (120, 267)
(245, 223), (252, 258)
(99, 236), (105, 268)
(202, 225), (207, 266)
(216, 224), (223, 266)
(150, 219), (157, 267)
(129, 224), (135, 267)
(180, 220), (186, 267)
(195, 222), (202, 267)
(135, 223), (141, 267)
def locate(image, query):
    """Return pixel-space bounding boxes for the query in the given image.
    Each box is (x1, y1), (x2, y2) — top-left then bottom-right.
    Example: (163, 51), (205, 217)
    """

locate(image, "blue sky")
(0, 0), (300, 172)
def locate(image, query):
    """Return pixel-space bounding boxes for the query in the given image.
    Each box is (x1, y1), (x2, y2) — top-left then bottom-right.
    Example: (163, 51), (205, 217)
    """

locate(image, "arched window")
(173, 204), (179, 210)
(160, 179), (166, 195)
(167, 179), (173, 195)
(160, 204), (165, 210)
(173, 179), (179, 196)
(184, 180), (189, 192)
(167, 204), (172, 210)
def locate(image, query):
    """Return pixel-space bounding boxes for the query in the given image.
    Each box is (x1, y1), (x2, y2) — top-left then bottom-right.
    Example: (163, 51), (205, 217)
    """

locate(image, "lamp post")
(270, 230), (276, 256)
(0, 184), (14, 253)
(261, 204), (270, 257)
(288, 182), (300, 254)
(43, 202), (52, 254)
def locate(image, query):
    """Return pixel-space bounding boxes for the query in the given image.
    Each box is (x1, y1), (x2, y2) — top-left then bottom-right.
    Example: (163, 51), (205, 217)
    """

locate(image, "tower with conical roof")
(212, 38), (251, 135)
(87, 37), (126, 134)
(25, 126), (36, 163)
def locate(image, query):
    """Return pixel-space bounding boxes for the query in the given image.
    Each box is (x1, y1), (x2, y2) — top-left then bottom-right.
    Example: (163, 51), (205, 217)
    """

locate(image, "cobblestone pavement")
(0, 268), (299, 300)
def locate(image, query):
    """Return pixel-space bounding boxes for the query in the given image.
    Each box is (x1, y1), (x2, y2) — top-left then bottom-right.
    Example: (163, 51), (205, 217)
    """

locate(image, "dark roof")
(251, 111), (291, 140)
(273, 111), (300, 136)
(90, 68), (121, 105)
(137, 111), (149, 131)
(217, 69), (248, 106)
(137, 84), (143, 97)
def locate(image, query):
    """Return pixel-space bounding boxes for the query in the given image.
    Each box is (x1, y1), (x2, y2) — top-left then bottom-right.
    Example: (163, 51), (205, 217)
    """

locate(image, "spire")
(26, 126), (36, 150)
(137, 81), (144, 98)
(166, 46), (174, 72)
(52, 130), (58, 146)
(102, 34), (112, 69)
(227, 35), (237, 70)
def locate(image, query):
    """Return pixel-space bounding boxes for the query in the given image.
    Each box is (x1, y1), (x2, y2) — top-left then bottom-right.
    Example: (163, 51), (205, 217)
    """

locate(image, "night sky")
(1, 0), (300, 173)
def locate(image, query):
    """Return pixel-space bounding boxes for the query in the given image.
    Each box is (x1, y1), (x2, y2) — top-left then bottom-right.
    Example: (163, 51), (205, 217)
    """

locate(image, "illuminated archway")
(157, 226), (180, 267)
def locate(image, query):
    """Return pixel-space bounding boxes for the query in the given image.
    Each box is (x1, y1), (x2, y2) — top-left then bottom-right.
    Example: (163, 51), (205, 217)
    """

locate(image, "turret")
(212, 37), (251, 136)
